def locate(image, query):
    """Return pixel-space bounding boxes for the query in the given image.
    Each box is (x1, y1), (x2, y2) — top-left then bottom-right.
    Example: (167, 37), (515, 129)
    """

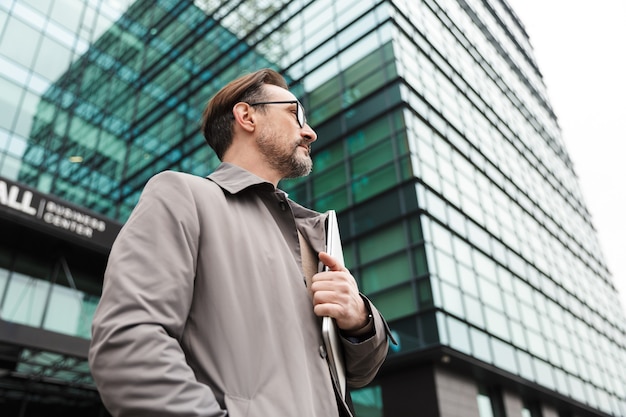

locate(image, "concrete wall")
(541, 404), (559, 417)
(434, 366), (481, 417)
(502, 389), (524, 417)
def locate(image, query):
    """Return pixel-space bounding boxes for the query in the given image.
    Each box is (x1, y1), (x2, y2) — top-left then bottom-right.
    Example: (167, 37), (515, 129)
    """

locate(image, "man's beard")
(257, 134), (313, 179)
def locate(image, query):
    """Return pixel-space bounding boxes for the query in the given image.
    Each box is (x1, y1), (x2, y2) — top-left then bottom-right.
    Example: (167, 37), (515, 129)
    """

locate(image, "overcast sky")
(506, 0), (626, 313)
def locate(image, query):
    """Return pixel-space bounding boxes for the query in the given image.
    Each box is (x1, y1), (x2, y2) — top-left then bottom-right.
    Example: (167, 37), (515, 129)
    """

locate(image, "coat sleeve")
(88, 171), (226, 417)
(341, 298), (391, 388)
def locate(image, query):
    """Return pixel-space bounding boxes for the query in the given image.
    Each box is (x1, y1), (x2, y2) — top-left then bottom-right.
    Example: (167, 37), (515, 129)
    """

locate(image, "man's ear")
(232, 102), (255, 133)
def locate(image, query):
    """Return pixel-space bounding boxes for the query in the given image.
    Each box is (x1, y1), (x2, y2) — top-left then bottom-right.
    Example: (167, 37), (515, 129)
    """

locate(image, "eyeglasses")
(247, 100), (306, 128)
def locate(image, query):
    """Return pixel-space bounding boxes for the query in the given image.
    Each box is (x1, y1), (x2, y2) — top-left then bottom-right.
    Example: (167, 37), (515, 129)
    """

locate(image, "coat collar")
(207, 162), (274, 194)
(207, 162), (329, 254)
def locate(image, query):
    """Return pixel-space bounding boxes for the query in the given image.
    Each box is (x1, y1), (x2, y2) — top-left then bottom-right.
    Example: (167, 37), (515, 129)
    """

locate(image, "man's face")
(254, 85), (317, 179)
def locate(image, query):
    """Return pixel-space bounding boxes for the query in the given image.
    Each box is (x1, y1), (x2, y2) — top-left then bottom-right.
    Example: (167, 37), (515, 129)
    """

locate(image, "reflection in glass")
(1, 272), (50, 327)
(351, 384), (383, 417)
(477, 387), (495, 417)
(43, 284), (84, 336)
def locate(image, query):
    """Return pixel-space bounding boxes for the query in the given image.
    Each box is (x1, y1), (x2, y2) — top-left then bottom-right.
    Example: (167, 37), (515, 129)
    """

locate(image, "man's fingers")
(318, 251), (347, 272)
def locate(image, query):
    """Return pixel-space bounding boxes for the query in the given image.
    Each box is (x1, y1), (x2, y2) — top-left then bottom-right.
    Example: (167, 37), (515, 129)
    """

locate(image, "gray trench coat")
(89, 163), (389, 417)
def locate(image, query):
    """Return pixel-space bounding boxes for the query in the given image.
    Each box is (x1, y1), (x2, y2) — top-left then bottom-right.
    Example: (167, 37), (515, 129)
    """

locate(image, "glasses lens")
(297, 102), (304, 128)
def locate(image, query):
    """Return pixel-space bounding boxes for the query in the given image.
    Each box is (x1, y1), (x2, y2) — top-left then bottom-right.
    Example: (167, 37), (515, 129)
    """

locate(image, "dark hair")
(200, 68), (288, 160)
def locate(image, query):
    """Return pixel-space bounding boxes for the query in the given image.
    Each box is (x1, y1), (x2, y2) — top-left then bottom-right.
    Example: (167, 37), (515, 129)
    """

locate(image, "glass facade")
(0, 255), (97, 339)
(1, 0), (625, 416)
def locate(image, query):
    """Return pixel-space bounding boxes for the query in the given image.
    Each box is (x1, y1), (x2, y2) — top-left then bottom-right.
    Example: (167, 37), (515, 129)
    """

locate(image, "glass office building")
(1, 0), (624, 416)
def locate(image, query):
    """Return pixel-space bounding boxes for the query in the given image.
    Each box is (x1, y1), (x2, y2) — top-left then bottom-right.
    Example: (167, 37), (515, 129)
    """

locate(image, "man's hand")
(310, 252), (369, 332)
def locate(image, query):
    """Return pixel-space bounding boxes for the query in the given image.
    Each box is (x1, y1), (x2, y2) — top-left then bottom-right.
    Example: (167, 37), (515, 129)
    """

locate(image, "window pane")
(470, 328), (492, 363)
(459, 263), (479, 297)
(484, 307), (509, 340)
(314, 163), (346, 194)
(351, 140), (393, 177)
(477, 393), (495, 417)
(352, 163), (396, 203)
(447, 315), (471, 354)
(369, 284), (416, 321)
(358, 222), (406, 263)
(0, 78), (21, 130)
(33, 36), (72, 81)
(0, 17), (40, 67)
(43, 284), (84, 336)
(441, 281), (463, 317)
(352, 190), (403, 235)
(315, 187), (349, 212)
(0, 268), (9, 302)
(419, 311), (439, 345)
(534, 358), (556, 391)
(347, 116), (391, 155)
(351, 385), (383, 417)
(361, 253), (411, 293)
(491, 338), (517, 374)
(435, 249), (458, 285)
(414, 245), (428, 276)
(313, 141), (344, 171)
(1, 272), (50, 326)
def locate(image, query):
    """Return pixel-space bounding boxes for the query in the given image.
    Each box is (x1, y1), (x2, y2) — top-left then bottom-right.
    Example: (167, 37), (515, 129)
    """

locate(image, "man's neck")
(221, 156), (281, 187)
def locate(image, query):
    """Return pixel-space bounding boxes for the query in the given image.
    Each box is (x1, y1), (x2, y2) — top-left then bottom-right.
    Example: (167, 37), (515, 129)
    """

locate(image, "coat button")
(318, 345), (327, 359)
(279, 201), (287, 211)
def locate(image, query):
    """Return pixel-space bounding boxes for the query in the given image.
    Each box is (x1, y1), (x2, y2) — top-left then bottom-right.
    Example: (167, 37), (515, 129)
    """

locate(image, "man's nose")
(301, 123), (317, 143)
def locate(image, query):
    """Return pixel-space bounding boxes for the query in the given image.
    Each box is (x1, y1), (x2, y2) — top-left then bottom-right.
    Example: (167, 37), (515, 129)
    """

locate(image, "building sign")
(0, 176), (121, 251)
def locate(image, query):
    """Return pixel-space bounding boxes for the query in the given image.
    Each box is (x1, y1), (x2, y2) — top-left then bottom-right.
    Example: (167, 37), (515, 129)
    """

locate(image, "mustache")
(296, 140), (311, 153)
